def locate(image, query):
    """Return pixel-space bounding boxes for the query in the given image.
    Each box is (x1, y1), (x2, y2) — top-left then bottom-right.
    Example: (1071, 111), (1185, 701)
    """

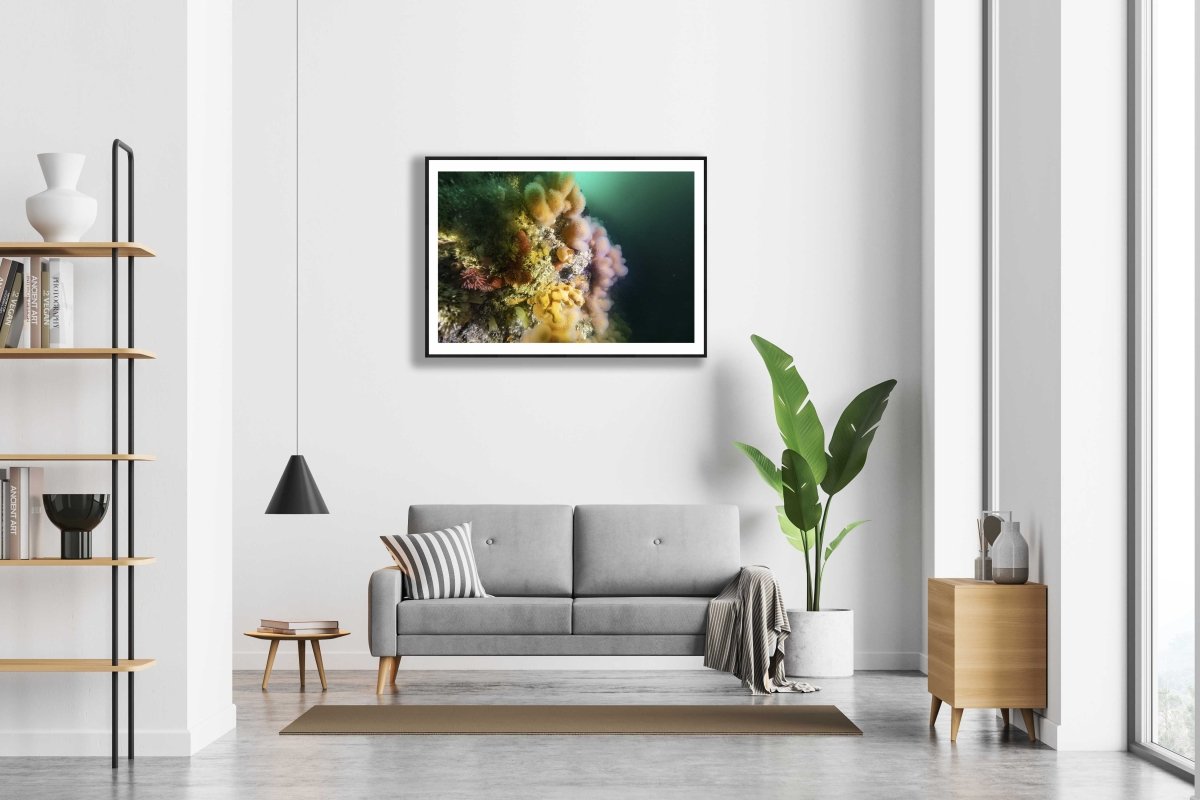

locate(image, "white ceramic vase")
(991, 521), (1030, 584)
(784, 608), (854, 677)
(26, 153), (97, 242)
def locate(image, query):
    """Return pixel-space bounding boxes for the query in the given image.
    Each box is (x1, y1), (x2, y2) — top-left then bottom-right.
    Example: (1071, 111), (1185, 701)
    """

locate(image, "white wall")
(0, 0), (233, 756)
(232, 0), (926, 671)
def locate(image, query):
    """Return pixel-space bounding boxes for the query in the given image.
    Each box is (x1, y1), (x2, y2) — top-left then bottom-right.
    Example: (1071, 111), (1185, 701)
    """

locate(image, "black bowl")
(42, 494), (110, 533)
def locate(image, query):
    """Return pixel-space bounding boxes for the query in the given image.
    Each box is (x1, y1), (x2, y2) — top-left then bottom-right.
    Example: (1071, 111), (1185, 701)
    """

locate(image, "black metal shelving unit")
(0, 139), (156, 769)
(111, 138), (139, 769)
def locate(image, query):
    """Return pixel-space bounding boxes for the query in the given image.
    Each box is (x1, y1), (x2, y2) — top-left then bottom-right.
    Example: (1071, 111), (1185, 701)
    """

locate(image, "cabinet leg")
(377, 656), (397, 694)
(950, 707), (964, 742)
(298, 640), (306, 690)
(312, 640), (328, 690)
(261, 640), (279, 690)
(1001, 708), (1010, 729)
(929, 695), (943, 726)
(1020, 708), (1037, 743)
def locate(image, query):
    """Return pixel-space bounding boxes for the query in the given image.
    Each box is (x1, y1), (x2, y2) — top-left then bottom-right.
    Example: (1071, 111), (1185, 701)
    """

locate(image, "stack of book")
(1, 468), (45, 559)
(0, 257), (74, 349)
(258, 618), (339, 635)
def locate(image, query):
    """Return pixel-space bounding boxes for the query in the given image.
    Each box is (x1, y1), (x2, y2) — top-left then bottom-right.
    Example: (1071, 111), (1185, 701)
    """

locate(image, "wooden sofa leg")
(390, 655), (400, 686)
(377, 656), (397, 694)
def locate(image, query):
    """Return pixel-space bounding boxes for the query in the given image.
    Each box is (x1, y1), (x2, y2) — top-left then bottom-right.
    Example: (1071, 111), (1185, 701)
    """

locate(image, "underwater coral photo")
(425, 157), (706, 356)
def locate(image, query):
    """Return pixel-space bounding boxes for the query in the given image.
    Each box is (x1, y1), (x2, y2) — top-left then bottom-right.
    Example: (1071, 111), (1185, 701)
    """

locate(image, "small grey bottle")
(991, 521), (1029, 585)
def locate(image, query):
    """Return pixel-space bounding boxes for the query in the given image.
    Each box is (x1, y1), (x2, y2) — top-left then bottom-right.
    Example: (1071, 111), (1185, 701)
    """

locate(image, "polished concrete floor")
(0, 669), (1192, 799)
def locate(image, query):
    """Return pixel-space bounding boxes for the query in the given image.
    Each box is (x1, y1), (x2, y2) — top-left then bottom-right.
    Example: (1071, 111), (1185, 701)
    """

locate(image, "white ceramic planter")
(784, 608), (854, 677)
(26, 153), (97, 242)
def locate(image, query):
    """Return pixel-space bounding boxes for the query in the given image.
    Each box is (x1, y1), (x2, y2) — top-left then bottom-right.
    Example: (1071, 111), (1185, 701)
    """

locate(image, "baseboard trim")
(235, 651), (708, 671)
(994, 709), (1060, 750)
(234, 649), (924, 672)
(188, 703), (237, 755)
(918, 652), (929, 675)
(1019, 710), (1057, 749)
(854, 651), (924, 671)
(0, 703), (237, 757)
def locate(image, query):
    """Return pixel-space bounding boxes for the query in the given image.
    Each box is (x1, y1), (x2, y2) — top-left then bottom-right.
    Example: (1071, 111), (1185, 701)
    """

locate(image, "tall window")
(1133, 0), (1196, 774)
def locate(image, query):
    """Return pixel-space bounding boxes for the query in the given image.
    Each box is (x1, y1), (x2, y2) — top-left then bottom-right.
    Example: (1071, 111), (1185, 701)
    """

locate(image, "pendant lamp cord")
(295, 0), (301, 456)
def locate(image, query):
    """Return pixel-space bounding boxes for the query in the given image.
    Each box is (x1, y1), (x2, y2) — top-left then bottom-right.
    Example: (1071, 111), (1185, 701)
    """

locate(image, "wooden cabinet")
(927, 578), (1047, 742)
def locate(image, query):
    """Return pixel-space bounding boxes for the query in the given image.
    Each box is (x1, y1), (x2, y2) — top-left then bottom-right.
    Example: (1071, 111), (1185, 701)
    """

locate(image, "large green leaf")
(777, 505), (814, 552)
(734, 442), (782, 497)
(823, 520), (868, 561)
(782, 448), (822, 534)
(821, 379), (897, 496)
(751, 335), (827, 483)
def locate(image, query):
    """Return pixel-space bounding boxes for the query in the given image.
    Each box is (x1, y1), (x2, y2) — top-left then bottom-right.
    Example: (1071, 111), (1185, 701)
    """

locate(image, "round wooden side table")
(243, 630), (350, 691)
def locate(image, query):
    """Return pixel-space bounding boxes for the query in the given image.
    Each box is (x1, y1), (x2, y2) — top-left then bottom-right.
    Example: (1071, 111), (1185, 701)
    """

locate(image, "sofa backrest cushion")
(573, 505), (740, 597)
(408, 505), (573, 597)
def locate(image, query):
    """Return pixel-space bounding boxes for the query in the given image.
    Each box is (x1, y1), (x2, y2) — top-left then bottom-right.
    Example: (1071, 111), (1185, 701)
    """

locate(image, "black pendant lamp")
(266, 0), (328, 515)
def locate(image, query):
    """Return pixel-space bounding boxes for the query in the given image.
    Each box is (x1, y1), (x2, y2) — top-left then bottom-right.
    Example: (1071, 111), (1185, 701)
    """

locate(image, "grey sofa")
(369, 504), (740, 692)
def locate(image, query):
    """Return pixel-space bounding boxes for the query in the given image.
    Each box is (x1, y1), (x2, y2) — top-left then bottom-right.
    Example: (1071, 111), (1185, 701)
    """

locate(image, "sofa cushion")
(380, 523), (489, 600)
(397, 597), (573, 635)
(572, 596), (711, 635)
(573, 505), (740, 596)
(409, 505), (573, 597)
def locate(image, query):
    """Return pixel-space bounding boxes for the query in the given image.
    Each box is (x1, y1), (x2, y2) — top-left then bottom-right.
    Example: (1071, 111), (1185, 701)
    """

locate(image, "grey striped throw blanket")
(704, 566), (819, 695)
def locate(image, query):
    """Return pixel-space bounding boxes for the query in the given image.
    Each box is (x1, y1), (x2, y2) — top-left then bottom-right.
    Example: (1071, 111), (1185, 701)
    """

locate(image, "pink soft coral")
(584, 222), (629, 336)
(461, 266), (496, 292)
(561, 217), (591, 251)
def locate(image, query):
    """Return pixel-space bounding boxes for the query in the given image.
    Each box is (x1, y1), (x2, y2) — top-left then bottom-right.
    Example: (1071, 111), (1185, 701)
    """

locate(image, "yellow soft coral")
(523, 173), (580, 228)
(563, 183), (585, 217)
(522, 282), (585, 342)
(523, 182), (555, 226)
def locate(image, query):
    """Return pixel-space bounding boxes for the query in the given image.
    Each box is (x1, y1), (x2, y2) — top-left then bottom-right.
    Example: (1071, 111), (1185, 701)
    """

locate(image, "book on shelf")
(0, 471), (7, 559)
(39, 258), (50, 346)
(3, 467), (44, 560)
(259, 619), (339, 631)
(20, 257), (41, 348)
(0, 258), (75, 349)
(47, 259), (73, 348)
(0, 260), (24, 348)
(0, 259), (14, 334)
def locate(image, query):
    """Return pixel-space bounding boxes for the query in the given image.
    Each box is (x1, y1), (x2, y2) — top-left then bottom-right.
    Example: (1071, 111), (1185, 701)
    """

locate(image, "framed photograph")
(426, 157), (706, 357)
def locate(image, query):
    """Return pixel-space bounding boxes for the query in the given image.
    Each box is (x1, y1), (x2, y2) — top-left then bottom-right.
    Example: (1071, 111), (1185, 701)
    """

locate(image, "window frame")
(1128, 0), (1196, 780)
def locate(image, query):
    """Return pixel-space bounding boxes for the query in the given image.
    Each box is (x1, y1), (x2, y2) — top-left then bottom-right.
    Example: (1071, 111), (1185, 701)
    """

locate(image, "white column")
(1057, 0), (1128, 752)
(184, 0), (236, 753)
(919, 0), (985, 672)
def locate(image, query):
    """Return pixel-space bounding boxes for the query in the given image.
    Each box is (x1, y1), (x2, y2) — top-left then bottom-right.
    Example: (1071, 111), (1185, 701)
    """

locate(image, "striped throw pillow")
(380, 523), (489, 600)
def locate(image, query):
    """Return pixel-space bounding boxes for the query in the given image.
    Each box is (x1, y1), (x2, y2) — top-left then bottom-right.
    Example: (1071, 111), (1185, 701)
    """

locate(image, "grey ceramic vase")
(991, 521), (1029, 584)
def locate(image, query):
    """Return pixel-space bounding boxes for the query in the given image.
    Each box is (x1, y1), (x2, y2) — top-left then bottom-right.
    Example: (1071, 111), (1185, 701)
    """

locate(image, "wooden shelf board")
(0, 557), (156, 567)
(0, 348), (156, 360)
(0, 453), (155, 462)
(0, 242), (155, 258)
(0, 658), (156, 673)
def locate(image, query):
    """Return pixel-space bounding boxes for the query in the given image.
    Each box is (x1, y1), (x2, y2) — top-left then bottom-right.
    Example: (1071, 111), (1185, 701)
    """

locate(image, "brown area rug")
(280, 704), (862, 736)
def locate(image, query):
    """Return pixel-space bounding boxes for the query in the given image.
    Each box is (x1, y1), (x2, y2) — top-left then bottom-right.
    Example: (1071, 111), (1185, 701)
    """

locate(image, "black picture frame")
(425, 156), (707, 357)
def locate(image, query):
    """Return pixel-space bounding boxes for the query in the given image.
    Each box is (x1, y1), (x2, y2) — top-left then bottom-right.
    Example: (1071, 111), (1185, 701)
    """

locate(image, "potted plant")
(735, 334), (896, 677)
